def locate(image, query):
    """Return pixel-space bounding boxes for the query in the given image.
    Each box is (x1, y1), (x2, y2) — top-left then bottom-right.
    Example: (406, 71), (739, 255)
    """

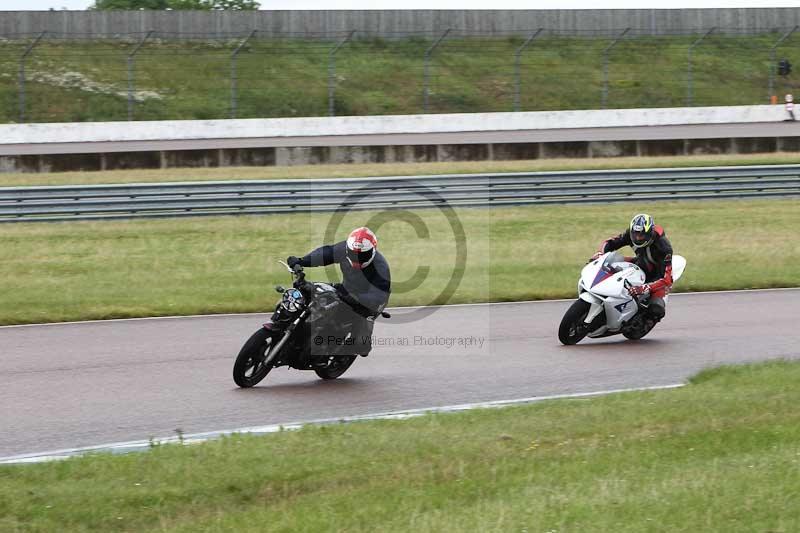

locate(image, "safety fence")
(1, 165), (798, 223)
(1, 27), (799, 123)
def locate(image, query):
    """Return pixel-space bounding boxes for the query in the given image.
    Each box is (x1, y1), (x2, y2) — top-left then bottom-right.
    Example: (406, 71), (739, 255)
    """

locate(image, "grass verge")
(1, 199), (798, 325)
(2, 359), (800, 532)
(3, 152), (800, 187)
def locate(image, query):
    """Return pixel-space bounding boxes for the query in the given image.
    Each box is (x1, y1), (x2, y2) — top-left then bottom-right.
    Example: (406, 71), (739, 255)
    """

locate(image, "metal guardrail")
(1, 165), (799, 223)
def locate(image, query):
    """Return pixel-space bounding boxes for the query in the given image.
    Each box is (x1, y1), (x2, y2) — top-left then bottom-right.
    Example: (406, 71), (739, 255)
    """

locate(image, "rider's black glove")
(287, 256), (302, 269)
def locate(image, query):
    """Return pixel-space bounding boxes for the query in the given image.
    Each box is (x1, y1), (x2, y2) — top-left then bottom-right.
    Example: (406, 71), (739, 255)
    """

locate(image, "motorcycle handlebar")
(278, 260), (306, 279)
(623, 279), (650, 309)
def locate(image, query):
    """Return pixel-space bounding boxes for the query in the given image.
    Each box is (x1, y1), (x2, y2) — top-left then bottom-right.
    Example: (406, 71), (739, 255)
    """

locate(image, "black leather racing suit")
(600, 225), (673, 320)
(299, 241), (391, 355)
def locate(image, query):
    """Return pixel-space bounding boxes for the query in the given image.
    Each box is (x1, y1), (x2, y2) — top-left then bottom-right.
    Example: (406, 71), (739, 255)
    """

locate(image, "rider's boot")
(640, 296), (666, 331)
(353, 317), (374, 357)
(648, 296), (666, 322)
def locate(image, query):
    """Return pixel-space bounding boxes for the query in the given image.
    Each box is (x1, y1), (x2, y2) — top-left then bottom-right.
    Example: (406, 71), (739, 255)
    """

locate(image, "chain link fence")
(0, 27), (799, 124)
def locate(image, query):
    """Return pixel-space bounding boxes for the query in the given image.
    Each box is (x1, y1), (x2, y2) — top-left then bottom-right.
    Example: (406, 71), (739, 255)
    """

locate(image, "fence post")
(230, 29), (257, 119)
(423, 29), (451, 114)
(601, 28), (630, 110)
(328, 30), (356, 117)
(127, 30), (153, 122)
(686, 27), (715, 107)
(513, 28), (543, 112)
(18, 31), (46, 124)
(768, 25), (798, 103)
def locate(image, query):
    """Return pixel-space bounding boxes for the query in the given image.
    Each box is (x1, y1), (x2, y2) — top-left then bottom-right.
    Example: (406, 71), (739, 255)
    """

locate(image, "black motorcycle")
(233, 261), (390, 388)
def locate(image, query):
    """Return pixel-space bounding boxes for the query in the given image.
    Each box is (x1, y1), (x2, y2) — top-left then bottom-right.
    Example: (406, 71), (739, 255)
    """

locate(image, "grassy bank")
(1, 33), (797, 123)
(3, 152), (800, 187)
(1, 199), (798, 325)
(2, 359), (800, 531)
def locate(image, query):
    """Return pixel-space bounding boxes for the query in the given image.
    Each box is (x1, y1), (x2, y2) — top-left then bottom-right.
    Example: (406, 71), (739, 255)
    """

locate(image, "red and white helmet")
(346, 227), (378, 270)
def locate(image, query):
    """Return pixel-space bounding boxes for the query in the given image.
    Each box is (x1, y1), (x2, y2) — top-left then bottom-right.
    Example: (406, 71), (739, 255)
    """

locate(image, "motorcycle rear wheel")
(233, 328), (275, 388)
(623, 319), (656, 340)
(314, 355), (357, 380)
(558, 299), (592, 345)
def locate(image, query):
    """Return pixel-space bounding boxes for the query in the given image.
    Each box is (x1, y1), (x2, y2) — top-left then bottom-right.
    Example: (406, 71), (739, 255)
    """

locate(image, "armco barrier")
(1, 165), (798, 223)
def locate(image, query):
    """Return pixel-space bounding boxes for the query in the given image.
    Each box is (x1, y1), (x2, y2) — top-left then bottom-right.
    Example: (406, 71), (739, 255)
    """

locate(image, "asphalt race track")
(1, 289), (797, 459)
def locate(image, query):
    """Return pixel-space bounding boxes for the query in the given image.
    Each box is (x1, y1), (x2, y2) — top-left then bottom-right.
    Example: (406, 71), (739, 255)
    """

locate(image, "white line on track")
(0, 383), (684, 465)
(1, 287), (797, 329)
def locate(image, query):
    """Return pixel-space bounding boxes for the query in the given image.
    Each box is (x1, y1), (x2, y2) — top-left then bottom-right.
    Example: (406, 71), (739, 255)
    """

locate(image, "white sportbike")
(558, 251), (687, 345)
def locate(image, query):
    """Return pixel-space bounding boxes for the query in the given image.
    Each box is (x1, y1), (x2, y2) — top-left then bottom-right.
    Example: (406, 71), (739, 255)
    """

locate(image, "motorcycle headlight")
(280, 288), (305, 313)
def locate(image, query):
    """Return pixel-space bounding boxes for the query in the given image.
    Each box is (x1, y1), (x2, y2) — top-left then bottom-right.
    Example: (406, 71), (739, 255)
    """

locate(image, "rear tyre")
(623, 318), (656, 340)
(315, 355), (357, 380)
(233, 328), (275, 388)
(558, 299), (592, 346)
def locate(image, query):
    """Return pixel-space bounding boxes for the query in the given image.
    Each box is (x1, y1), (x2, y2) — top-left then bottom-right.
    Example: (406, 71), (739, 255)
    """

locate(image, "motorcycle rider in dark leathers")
(286, 227), (391, 357)
(592, 213), (674, 324)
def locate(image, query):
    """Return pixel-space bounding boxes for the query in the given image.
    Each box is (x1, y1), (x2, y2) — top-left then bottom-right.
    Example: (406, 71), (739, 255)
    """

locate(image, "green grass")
(4, 152), (800, 187)
(1, 199), (798, 325)
(1, 33), (800, 123)
(3, 359), (800, 532)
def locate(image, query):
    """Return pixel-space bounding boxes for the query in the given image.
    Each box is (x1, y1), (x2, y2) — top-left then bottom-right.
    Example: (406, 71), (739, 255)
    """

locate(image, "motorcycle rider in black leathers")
(286, 227), (391, 357)
(593, 213), (674, 324)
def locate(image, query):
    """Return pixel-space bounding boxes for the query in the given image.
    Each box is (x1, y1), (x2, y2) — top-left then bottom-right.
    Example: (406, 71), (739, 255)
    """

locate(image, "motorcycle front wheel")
(233, 328), (276, 388)
(558, 299), (592, 345)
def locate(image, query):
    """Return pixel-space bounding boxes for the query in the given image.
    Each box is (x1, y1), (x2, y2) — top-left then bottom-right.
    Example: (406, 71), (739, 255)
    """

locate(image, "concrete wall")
(2, 9), (800, 37)
(2, 137), (799, 174)
(1, 105), (797, 174)
(0, 105), (790, 150)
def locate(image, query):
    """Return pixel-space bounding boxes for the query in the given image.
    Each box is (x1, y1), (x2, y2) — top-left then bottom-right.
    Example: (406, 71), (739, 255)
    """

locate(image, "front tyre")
(233, 328), (275, 388)
(558, 299), (592, 346)
(314, 355), (357, 380)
